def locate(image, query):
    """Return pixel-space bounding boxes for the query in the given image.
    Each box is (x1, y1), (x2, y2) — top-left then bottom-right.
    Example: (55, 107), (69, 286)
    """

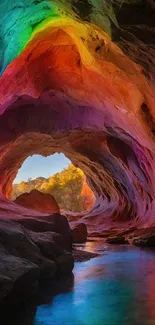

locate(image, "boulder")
(71, 223), (88, 243)
(0, 220), (43, 266)
(0, 218), (73, 305)
(0, 220), (41, 304)
(16, 213), (72, 247)
(15, 190), (60, 214)
(29, 230), (74, 273)
(0, 246), (39, 304)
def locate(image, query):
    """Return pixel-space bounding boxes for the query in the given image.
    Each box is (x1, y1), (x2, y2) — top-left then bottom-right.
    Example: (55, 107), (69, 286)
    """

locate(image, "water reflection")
(1, 274), (74, 325)
(37, 273), (74, 306)
(34, 244), (155, 325)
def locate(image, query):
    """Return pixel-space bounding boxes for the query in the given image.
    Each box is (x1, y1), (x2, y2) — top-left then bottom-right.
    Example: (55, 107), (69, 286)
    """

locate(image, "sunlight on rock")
(1, 0), (155, 315)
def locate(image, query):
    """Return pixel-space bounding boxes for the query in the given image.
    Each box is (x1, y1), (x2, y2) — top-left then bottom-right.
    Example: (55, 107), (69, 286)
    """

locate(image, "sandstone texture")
(1, 0), (155, 306)
(0, 0), (155, 233)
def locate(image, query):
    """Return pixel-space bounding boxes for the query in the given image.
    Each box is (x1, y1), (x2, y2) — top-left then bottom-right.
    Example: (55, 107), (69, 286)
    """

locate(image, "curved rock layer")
(14, 190), (60, 214)
(0, 0), (155, 231)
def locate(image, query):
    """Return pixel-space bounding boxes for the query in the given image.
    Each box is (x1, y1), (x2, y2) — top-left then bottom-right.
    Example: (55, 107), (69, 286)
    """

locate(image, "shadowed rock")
(106, 236), (129, 245)
(133, 235), (155, 247)
(73, 249), (99, 262)
(128, 227), (155, 247)
(0, 217), (73, 305)
(72, 223), (88, 243)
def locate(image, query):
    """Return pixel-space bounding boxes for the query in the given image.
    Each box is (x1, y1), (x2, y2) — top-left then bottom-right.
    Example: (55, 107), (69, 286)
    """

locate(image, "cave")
(1, 0), (155, 320)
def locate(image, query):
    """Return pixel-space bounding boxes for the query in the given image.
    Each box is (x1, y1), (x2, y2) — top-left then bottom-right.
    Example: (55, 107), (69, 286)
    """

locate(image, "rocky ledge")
(73, 249), (99, 262)
(0, 213), (74, 306)
(89, 227), (155, 248)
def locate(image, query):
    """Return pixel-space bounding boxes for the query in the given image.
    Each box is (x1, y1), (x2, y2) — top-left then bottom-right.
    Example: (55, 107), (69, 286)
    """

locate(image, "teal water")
(34, 241), (155, 325)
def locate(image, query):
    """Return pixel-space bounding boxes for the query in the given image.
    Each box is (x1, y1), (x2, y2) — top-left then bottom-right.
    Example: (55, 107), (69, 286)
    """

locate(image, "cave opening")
(1, 0), (155, 319)
(0, 0), (154, 232)
(11, 153), (95, 214)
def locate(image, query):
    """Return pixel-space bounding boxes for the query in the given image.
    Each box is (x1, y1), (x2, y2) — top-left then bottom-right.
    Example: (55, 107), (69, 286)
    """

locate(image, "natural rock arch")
(0, 0), (155, 232)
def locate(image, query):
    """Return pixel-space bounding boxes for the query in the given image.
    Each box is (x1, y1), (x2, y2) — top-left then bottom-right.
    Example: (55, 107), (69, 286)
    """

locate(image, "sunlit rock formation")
(0, 0), (155, 232)
(0, 0), (155, 283)
(80, 178), (95, 211)
(14, 189), (60, 214)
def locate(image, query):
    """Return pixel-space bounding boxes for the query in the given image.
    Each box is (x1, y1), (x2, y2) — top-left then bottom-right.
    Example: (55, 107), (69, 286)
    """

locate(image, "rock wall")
(0, 215), (73, 305)
(0, 0), (155, 232)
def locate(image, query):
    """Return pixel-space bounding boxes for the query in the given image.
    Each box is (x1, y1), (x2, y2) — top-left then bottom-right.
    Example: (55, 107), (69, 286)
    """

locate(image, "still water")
(34, 241), (155, 325)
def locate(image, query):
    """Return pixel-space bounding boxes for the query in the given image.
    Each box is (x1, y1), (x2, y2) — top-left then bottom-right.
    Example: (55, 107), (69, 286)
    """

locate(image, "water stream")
(34, 241), (155, 325)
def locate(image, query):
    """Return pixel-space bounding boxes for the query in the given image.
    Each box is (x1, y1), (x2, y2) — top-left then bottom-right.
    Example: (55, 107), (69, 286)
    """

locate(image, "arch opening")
(12, 153), (95, 214)
(1, 0), (155, 309)
(0, 100), (154, 232)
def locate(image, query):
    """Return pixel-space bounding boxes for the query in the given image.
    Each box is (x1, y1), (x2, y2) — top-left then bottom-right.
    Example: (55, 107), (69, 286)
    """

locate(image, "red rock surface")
(15, 190), (60, 214)
(0, 2), (155, 233)
(80, 179), (95, 211)
(1, 0), (155, 306)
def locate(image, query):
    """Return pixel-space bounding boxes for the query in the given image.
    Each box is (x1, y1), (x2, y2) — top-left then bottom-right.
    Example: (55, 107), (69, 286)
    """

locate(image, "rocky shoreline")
(89, 227), (155, 247)
(73, 249), (99, 262)
(0, 213), (99, 308)
(1, 213), (155, 308)
(0, 214), (74, 307)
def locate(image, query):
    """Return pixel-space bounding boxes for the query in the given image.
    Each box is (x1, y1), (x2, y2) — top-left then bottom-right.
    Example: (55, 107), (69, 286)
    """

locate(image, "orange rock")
(15, 190), (60, 214)
(80, 178), (95, 211)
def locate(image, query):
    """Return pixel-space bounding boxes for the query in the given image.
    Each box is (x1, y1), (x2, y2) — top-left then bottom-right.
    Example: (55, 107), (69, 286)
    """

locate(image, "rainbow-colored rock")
(0, 0), (155, 231)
